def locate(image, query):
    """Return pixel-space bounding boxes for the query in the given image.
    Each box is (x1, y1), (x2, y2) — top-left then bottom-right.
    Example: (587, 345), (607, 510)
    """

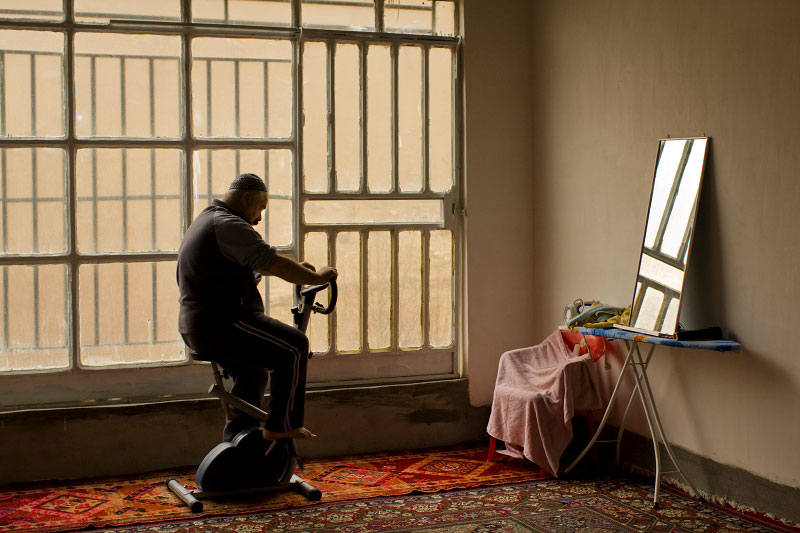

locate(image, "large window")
(0, 0), (461, 408)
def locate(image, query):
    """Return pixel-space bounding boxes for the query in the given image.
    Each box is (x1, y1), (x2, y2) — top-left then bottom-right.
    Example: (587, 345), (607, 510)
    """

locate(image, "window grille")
(0, 0), (461, 408)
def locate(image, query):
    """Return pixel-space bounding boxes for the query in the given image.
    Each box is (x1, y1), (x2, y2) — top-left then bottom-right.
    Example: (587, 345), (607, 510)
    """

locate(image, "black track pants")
(182, 313), (310, 441)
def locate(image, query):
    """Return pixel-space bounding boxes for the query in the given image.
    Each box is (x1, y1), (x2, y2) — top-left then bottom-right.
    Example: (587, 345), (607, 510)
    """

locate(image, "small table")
(564, 326), (741, 507)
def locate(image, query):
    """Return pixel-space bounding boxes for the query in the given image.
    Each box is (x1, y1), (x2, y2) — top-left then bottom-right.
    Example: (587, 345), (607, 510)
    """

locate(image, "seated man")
(177, 173), (337, 442)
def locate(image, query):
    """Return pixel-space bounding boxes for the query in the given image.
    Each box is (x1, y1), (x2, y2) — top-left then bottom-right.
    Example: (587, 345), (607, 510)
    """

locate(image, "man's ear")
(242, 190), (256, 204)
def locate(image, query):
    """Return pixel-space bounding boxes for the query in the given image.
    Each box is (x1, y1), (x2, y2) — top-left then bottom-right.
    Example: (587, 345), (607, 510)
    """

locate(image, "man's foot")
(262, 427), (317, 440)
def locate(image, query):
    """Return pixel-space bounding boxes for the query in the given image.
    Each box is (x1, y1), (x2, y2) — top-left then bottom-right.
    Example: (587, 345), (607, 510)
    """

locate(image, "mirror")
(622, 137), (710, 337)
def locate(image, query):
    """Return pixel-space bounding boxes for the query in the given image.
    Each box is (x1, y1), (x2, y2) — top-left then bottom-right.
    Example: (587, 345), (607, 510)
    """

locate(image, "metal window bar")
(391, 226), (399, 349)
(375, 0), (384, 33)
(421, 44), (429, 193)
(359, 42), (368, 193)
(1, 149), (5, 253)
(0, 52), (5, 135)
(0, 8), (64, 19)
(2, 266), (6, 349)
(391, 41), (398, 192)
(326, 41), (335, 191)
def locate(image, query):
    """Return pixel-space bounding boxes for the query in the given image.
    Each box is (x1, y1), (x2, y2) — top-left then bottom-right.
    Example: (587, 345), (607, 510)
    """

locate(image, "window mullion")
(375, 0), (384, 33)
(64, 1), (81, 371)
(295, 36), (304, 264)
(327, 40), (335, 192)
(359, 42), (366, 194)
(422, 44), (430, 193)
(359, 227), (367, 353)
(391, 227), (398, 351)
(422, 229), (430, 349)
(0, 52), (5, 135)
(391, 41), (398, 193)
(181, 8), (194, 238)
(292, 0), (301, 28)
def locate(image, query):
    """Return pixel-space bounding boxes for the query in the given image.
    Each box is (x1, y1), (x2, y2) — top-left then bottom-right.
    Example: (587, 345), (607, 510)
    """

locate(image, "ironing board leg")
(565, 339), (700, 508)
(629, 343), (702, 506)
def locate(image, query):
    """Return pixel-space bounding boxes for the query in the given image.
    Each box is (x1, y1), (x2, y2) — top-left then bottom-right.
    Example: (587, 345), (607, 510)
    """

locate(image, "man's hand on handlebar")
(298, 261), (337, 286)
(314, 266), (338, 285)
(263, 256), (336, 286)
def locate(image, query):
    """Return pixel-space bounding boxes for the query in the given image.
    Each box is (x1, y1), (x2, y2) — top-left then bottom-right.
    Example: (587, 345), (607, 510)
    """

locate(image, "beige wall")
(463, 0), (800, 489)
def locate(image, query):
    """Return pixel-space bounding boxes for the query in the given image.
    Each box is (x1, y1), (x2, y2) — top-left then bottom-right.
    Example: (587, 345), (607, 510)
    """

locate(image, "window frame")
(0, 0), (463, 411)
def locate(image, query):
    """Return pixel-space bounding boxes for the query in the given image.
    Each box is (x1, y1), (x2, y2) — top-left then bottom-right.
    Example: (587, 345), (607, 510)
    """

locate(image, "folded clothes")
(566, 304), (629, 329)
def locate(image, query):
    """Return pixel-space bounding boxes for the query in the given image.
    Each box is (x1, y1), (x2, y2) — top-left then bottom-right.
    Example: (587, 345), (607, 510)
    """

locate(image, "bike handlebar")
(295, 279), (337, 315)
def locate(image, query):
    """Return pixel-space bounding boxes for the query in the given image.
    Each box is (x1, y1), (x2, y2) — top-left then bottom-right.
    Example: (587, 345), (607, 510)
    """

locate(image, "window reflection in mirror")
(628, 137), (709, 336)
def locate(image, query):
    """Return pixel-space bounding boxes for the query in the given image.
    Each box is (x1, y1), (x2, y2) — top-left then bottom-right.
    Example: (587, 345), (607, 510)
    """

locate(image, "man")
(177, 173), (337, 442)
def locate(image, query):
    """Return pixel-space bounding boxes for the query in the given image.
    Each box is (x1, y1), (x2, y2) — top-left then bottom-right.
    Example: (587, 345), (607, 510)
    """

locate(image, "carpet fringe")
(624, 462), (800, 529)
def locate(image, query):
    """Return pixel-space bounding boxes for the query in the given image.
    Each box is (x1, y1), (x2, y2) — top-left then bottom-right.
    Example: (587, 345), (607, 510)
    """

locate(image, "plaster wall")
(463, 0), (800, 489)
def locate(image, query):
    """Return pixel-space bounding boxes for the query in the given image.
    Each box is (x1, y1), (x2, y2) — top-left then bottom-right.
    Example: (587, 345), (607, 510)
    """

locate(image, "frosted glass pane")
(76, 148), (182, 253)
(428, 230), (452, 347)
(0, 30), (64, 138)
(367, 231), (391, 350)
(385, 0), (432, 34)
(0, 264), (69, 371)
(383, 0), (456, 35)
(1, 148), (67, 255)
(398, 230), (422, 348)
(75, 0), (180, 23)
(305, 199), (442, 225)
(367, 45), (392, 192)
(335, 43), (361, 192)
(335, 232), (361, 353)
(303, 232), (330, 354)
(75, 33), (181, 139)
(193, 0), (291, 26)
(398, 46), (423, 192)
(0, 0), (63, 21)
(429, 47), (453, 193)
(302, 0), (374, 31)
(267, 275), (294, 326)
(302, 41), (329, 193)
(433, 0), (456, 36)
(79, 262), (183, 367)
(192, 37), (292, 139)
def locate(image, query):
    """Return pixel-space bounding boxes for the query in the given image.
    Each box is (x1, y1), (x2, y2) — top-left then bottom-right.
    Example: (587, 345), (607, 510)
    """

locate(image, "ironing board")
(564, 326), (741, 508)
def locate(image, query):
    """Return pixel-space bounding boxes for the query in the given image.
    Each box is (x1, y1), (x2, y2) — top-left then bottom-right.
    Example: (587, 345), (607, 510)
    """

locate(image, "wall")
(463, 0), (800, 493)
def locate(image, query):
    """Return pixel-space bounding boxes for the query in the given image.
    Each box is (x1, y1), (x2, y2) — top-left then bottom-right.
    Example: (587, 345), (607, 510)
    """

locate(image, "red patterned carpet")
(92, 478), (800, 532)
(0, 442), (544, 532)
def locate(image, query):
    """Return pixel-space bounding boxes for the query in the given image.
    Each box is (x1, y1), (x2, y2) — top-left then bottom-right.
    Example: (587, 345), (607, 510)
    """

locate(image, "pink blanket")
(486, 329), (604, 475)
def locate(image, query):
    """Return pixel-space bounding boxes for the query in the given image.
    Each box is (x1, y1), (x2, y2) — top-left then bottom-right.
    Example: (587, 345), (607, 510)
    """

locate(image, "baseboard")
(616, 430), (800, 525)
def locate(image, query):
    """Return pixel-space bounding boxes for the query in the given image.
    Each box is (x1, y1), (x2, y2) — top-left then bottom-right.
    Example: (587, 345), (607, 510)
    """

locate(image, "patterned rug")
(73, 477), (800, 532)
(0, 442), (545, 532)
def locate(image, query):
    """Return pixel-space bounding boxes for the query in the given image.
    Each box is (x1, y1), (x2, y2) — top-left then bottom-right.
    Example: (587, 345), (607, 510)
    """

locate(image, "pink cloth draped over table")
(486, 329), (604, 476)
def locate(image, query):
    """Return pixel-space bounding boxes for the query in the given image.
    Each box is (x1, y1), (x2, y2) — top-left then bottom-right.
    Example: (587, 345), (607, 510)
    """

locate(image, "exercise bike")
(168, 279), (337, 512)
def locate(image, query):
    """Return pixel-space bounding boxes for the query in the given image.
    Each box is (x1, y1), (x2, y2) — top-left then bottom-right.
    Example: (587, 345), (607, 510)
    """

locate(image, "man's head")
(222, 173), (268, 225)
